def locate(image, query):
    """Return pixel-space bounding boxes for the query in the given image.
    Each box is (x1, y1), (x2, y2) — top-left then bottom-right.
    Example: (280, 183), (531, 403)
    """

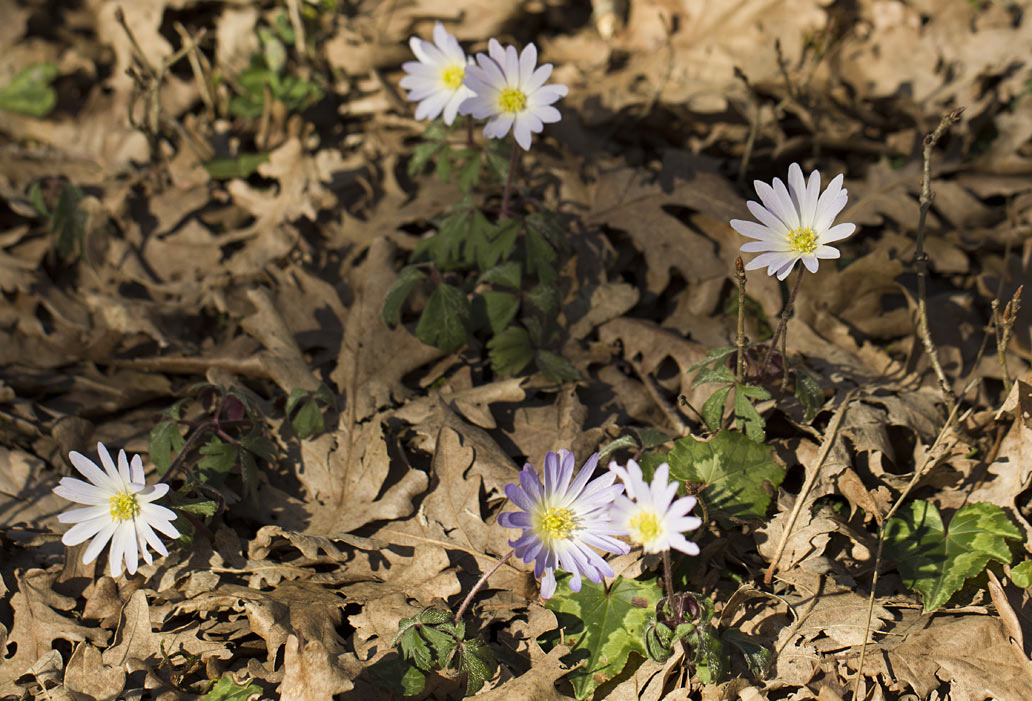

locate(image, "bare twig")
(852, 397), (971, 697)
(764, 390), (855, 585)
(914, 108), (964, 411)
(735, 256), (748, 384)
(993, 286), (1023, 394)
(628, 360), (688, 435)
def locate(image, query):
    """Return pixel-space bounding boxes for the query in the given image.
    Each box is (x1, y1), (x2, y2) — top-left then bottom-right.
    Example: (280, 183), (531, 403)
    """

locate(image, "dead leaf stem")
(629, 359), (687, 435)
(763, 390), (855, 585)
(915, 108), (964, 412)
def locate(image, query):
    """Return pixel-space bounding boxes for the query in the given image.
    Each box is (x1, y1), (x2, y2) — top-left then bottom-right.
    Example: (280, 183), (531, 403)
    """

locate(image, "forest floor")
(2, 1), (1032, 699)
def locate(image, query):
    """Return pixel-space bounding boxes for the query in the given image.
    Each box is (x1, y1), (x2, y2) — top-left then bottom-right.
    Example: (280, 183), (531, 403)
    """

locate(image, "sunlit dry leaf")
(278, 633), (354, 699)
(63, 642), (126, 700)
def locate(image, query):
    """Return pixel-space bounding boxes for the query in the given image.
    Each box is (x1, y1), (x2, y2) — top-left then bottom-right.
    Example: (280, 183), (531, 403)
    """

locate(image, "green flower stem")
(453, 549), (515, 623)
(760, 267), (804, 377)
(499, 139), (520, 218)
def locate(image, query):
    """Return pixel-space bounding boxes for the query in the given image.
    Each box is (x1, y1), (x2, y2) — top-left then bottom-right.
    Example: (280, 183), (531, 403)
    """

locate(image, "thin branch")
(453, 550), (515, 623)
(914, 108), (964, 411)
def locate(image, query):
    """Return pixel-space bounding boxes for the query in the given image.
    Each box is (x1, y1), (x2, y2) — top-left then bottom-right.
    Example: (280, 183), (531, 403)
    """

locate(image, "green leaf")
(415, 282), (471, 354)
(456, 637), (497, 695)
(545, 575), (662, 700)
(408, 141), (443, 176)
(284, 387), (308, 420)
(414, 205), (476, 270)
(687, 346), (737, 372)
(292, 400), (323, 439)
(0, 63), (58, 117)
(50, 183), (86, 259)
(149, 419), (185, 476)
(884, 501), (1022, 611)
(733, 383), (768, 442)
(527, 282), (559, 316)
(480, 290), (520, 335)
(1011, 560), (1032, 588)
(203, 153), (270, 179)
(722, 628), (772, 679)
(382, 266), (427, 327)
(488, 325), (534, 376)
(701, 385), (731, 433)
(197, 437), (239, 485)
(525, 210), (566, 250)
(524, 225), (557, 284)
(469, 216), (519, 271)
(633, 427), (673, 450)
(365, 654), (426, 696)
(202, 674), (262, 700)
(597, 435), (638, 464)
(693, 365), (734, 386)
(692, 626), (729, 685)
(666, 431), (784, 521)
(794, 368), (824, 421)
(536, 350), (581, 383)
(239, 429), (276, 463)
(478, 261), (522, 288)
(175, 497), (217, 517)
(483, 139), (511, 181)
(396, 624), (435, 672)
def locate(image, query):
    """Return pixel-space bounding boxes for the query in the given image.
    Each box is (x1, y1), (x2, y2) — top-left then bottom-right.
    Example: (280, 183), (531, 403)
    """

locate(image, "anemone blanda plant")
(52, 442), (180, 577)
(609, 459), (702, 556)
(731, 163), (855, 281)
(460, 39), (568, 151)
(498, 450), (628, 599)
(400, 22), (476, 125)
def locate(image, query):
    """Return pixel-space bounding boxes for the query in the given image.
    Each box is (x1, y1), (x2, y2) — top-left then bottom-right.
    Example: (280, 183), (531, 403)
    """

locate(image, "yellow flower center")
(109, 492), (140, 521)
(629, 511), (662, 544)
(536, 506), (577, 540)
(498, 87), (527, 114)
(440, 65), (465, 91)
(788, 227), (818, 254)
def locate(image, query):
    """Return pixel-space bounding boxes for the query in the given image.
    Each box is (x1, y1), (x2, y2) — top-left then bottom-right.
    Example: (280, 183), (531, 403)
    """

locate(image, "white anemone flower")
(731, 163), (856, 280)
(459, 39), (568, 151)
(400, 22), (476, 125)
(53, 443), (180, 577)
(608, 459), (702, 555)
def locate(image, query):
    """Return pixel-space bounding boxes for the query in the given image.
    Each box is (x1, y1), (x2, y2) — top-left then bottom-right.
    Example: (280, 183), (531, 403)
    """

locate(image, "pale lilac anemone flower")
(731, 163), (856, 280)
(400, 22), (476, 125)
(53, 443), (180, 577)
(459, 39), (567, 150)
(498, 450), (628, 598)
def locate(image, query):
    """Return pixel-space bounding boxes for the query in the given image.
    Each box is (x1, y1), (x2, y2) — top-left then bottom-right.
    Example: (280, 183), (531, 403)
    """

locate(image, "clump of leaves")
(383, 124), (578, 382)
(149, 384), (277, 512)
(393, 607), (498, 696)
(285, 383), (336, 439)
(227, 14), (324, 119)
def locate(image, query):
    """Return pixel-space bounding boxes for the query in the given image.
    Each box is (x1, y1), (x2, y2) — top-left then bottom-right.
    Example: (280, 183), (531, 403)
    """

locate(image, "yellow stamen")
(109, 492), (140, 521)
(498, 87), (527, 113)
(629, 511), (662, 544)
(440, 65), (464, 91)
(536, 506), (577, 540)
(788, 227), (818, 254)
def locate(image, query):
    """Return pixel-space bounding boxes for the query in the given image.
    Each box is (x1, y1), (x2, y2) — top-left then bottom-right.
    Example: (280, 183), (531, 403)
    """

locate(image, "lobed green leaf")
(665, 430), (784, 521)
(415, 282), (472, 354)
(885, 501), (1022, 611)
(545, 575), (662, 700)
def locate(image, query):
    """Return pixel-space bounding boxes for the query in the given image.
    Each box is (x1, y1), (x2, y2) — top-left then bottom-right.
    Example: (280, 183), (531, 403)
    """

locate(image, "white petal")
(801, 255), (819, 273)
(519, 43), (537, 84)
(58, 504), (110, 524)
(62, 514), (111, 546)
(730, 218), (778, 241)
(771, 177), (801, 230)
(816, 245), (841, 259)
(54, 477), (110, 505)
(69, 451), (118, 492)
(82, 520), (118, 565)
(746, 200), (790, 237)
(819, 222), (855, 244)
